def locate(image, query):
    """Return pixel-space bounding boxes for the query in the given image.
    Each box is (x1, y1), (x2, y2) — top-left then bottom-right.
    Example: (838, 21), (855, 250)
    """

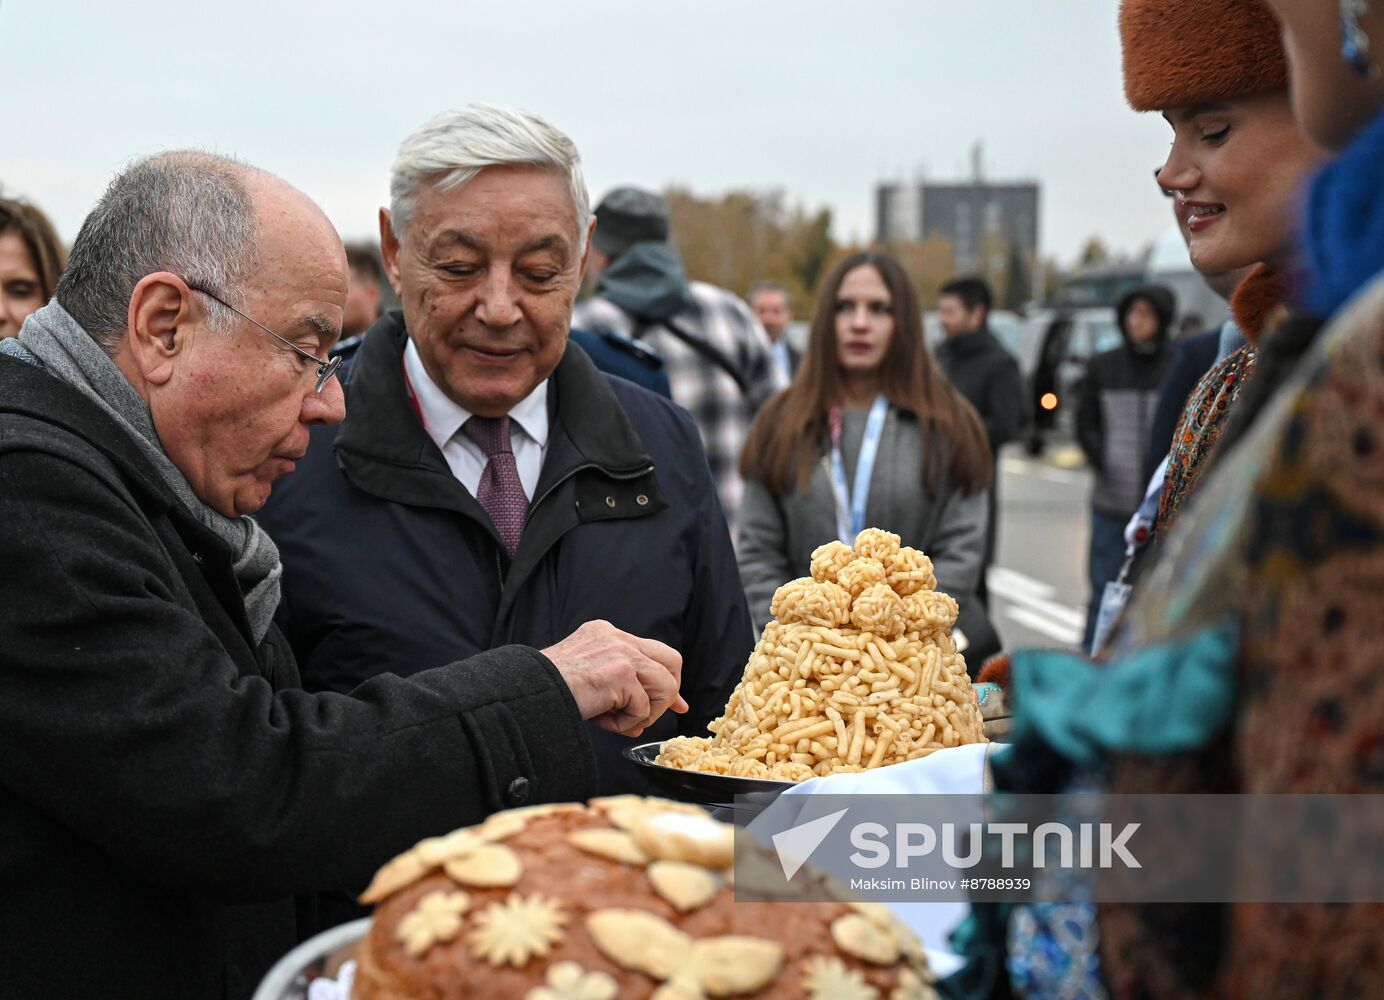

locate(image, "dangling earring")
(1342, 0), (1381, 78)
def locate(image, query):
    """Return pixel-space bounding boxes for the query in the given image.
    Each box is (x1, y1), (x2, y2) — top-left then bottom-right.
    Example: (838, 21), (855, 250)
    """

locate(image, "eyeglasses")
(186, 284), (342, 393)
(1154, 166), (1175, 199)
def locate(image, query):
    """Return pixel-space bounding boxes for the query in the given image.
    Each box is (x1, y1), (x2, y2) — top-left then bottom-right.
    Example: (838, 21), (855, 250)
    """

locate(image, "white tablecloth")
(775, 742), (998, 977)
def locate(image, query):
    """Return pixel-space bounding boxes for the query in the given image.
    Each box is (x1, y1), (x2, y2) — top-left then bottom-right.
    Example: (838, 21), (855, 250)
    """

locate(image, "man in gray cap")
(574, 187), (785, 532)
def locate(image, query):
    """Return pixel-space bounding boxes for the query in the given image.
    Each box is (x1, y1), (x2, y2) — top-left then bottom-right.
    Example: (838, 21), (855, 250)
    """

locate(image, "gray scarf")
(18, 301), (282, 643)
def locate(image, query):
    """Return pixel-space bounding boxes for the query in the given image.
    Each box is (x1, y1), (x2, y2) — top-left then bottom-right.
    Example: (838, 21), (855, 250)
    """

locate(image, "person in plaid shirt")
(573, 187), (786, 531)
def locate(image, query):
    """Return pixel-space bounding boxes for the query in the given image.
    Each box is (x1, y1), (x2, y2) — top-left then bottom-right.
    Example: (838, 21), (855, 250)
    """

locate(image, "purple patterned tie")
(461, 415), (528, 557)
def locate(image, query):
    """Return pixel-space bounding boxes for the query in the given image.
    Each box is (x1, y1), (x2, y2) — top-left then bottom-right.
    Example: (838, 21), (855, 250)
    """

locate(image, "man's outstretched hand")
(542, 620), (689, 738)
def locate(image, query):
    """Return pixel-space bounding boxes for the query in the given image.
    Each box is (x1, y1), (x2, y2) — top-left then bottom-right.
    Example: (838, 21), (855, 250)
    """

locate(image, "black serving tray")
(623, 741), (797, 806)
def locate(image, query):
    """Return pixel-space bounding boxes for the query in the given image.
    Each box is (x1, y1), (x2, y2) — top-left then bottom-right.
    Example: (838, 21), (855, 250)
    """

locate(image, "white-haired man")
(0, 150), (686, 999)
(256, 106), (751, 801)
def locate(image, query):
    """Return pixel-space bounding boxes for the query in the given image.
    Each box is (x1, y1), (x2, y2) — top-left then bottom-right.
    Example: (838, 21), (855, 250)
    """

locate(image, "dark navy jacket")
(256, 312), (752, 795)
(569, 326), (672, 398)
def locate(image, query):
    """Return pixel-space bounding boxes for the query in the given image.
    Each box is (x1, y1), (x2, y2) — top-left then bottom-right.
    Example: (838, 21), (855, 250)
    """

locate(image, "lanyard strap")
(829, 394), (889, 544)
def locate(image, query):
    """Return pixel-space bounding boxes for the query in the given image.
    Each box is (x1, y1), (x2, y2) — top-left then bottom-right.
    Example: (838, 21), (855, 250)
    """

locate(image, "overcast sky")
(4, 0), (1181, 266)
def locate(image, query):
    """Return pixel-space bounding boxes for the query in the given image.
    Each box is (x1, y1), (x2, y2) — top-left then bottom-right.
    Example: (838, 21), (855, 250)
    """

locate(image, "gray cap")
(592, 186), (669, 258)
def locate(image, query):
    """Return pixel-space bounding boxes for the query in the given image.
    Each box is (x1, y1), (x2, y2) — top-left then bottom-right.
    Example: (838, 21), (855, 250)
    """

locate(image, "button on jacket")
(256, 311), (752, 796)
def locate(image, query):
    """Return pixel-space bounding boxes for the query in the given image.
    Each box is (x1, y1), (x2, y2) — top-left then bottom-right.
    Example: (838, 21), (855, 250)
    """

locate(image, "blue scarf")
(1301, 104), (1384, 319)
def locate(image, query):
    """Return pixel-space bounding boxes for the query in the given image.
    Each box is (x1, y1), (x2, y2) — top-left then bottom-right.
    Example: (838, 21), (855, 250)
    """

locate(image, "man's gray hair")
(749, 280), (792, 305)
(389, 103), (590, 248)
(56, 150), (261, 353)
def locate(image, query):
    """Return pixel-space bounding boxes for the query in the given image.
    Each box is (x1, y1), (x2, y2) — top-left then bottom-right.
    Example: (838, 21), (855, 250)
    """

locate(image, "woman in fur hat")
(949, 4), (1368, 999)
(1167, 0), (1384, 993)
(1083, 4), (1326, 997)
(1125, 0), (1324, 535)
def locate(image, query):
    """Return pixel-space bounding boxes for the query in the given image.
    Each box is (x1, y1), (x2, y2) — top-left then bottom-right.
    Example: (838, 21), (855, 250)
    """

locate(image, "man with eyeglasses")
(0, 150), (689, 1000)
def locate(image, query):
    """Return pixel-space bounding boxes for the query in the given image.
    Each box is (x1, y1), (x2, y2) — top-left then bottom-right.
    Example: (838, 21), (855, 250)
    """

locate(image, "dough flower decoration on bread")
(396, 889), (470, 957)
(526, 961), (619, 1000)
(468, 894), (568, 967)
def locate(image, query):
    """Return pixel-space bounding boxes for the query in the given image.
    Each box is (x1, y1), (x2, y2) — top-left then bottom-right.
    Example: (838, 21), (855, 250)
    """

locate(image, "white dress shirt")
(403, 338), (549, 500)
(771, 338), (794, 382)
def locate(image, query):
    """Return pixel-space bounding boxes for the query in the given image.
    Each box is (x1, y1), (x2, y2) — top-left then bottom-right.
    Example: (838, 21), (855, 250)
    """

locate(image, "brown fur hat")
(976, 653), (1011, 690)
(1120, 0), (1288, 111)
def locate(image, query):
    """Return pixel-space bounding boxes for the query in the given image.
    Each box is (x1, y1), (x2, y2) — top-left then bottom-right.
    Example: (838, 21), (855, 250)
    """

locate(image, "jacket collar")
(941, 326), (996, 356)
(335, 311), (654, 497)
(0, 352), (264, 652)
(0, 352), (177, 513)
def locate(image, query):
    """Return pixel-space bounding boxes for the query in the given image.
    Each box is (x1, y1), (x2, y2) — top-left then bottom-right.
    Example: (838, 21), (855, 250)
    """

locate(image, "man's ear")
(124, 272), (197, 387)
(578, 216), (599, 286)
(379, 208), (404, 298)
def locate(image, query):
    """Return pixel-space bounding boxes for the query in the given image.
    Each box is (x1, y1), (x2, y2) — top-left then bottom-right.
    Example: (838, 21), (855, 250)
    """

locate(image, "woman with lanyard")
(736, 251), (995, 664)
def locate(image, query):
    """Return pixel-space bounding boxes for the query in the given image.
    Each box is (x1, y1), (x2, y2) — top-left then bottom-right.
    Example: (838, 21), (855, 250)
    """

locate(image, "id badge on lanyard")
(1090, 550), (1136, 655)
(829, 395), (889, 544)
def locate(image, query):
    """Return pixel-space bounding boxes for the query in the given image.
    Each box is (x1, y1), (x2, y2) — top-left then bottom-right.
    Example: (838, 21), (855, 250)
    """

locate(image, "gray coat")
(737, 405), (989, 627)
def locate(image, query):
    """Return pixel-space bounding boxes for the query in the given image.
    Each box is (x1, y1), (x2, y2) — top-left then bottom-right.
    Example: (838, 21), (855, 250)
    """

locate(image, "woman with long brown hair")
(736, 251), (993, 638)
(0, 196), (66, 340)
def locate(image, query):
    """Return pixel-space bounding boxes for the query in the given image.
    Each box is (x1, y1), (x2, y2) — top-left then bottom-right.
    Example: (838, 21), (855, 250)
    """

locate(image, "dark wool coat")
(0, 354), (597, 1000)
(1077, 340), (1173, 517)
(933, 327), (1025, 456)
(1077, 289), (1175, 518)
(255, 314), (751, 797)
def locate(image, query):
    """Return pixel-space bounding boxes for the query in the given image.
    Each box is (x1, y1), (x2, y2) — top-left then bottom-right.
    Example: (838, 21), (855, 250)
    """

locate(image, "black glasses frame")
(186, 284), (341, 393)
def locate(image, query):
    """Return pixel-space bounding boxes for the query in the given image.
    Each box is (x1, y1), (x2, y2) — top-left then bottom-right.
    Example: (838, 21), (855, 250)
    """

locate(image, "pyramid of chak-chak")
(658, 529), (986, 782)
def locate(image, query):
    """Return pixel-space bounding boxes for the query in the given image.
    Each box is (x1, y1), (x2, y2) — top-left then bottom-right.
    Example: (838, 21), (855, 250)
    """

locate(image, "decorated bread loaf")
(351, 797), (936, 999)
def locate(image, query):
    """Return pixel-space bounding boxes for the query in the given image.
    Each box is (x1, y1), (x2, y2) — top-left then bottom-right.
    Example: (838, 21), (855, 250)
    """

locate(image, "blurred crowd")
(3, 0), (1384, 996)
(3, 163), (1027, 662)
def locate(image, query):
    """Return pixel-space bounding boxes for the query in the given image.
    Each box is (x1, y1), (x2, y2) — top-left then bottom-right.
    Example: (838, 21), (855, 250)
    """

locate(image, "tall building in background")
(875, 145), (1039, 274)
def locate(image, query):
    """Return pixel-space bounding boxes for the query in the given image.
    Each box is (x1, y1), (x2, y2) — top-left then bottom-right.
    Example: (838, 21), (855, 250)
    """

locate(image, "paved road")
(986, 444), (1092, 653)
